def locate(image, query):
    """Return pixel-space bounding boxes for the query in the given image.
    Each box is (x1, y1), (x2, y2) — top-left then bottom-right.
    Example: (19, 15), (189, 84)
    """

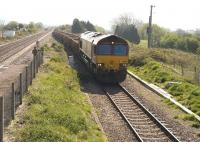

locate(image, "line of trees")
(71, 18), (96, 33)
(0, 20), (44, 38)
(160, 32), (200, 53)
(138, 23), (200, 54)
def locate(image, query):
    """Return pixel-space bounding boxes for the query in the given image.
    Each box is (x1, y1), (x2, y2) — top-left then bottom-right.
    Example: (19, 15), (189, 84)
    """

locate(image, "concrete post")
(0, 96), (4, 142)
(30, 62), (33, 85)
(26, 66), (28, 91)
(11, 83), (15, 120)
(19, 73), (23, 105)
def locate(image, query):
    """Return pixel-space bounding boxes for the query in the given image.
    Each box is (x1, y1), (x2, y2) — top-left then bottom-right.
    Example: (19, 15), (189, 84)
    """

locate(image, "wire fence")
(165, 63), (200, 84)
(0, 47), (44, 142)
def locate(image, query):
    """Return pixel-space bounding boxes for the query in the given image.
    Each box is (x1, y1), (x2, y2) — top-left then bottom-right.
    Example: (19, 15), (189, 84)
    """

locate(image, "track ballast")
(102, 84), (180, 142)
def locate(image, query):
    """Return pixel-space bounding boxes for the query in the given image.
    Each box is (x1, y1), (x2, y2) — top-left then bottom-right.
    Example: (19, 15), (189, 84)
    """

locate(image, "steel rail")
(119, 84), (180, 142)
(127, 71), (200, 122)
(0, 32), (48, 63)
(102, 84), (180, 142)
(103, 86), (144, 142)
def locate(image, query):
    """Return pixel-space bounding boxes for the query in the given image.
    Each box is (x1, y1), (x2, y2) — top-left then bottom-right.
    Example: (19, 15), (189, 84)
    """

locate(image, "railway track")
(102, 84), (181, 142)
(0, 31), (48, 63)
(54, 31), (186, 141)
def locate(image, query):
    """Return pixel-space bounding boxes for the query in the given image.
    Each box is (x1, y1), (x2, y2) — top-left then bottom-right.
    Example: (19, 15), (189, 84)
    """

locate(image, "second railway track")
(0, 31), (48, 63)
(102, 84), (181, 142)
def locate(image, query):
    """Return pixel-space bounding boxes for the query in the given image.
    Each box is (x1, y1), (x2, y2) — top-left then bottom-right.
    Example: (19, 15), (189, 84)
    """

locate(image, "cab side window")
(80, 40), (82, 48)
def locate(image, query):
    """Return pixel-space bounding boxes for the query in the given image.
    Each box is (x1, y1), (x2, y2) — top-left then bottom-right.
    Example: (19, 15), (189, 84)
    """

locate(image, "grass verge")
(128, 46), (200, 127)
(14, 43), (105, 142)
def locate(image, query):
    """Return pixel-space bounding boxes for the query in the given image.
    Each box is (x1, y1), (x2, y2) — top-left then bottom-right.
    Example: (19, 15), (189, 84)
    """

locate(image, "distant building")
(3, 30), (15, 38)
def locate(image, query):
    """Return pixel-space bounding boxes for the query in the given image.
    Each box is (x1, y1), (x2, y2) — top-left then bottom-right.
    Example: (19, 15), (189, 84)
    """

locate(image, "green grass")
(128, 61), (200, 114)
(15, 43), (105, 142)
(129, 42), (200, 82)
(128, 45), (200, 127)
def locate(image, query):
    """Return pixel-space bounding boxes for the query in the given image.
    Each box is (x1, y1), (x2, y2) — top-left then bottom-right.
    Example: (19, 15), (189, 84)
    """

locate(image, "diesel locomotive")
(53, 31), (129, 83)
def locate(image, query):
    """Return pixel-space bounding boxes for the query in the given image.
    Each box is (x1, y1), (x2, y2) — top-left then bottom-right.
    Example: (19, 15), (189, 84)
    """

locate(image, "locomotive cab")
(95, 43), (128, 71)
(80, 32), (129, 83)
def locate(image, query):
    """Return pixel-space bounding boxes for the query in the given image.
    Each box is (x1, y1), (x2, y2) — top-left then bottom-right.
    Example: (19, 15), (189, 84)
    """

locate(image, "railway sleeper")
(131, 123), (156, 128)
(122, 108), (141, 113)
(113, 97), (132, 101)
(138, 132), (167, 138)
(134, 127), (162, 133)
(124, 113), (147, 118)
(128, 120), (152, 125)
(131, 124), (161, 130)
(125, 114), (147, 118)
(128, 117), (151, 122)
(124, 110), (147, 115)
(141, 137), (171, 142)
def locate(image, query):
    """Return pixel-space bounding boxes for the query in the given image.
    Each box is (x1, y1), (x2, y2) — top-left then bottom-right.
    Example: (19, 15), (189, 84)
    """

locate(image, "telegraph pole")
(147, 5), (155, 48)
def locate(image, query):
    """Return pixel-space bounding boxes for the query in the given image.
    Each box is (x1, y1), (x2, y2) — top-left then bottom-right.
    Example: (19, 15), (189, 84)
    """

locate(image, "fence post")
(32, 47), (37, 78)
(36, 53), (38, 73)
(38, 51), (40, 67)
(0, 96), (4, 142)
(11, 83), (15, 120)
(33, 55), (36, 78)
(41, 47), (44, 64)
(26, 66), (28, 91)
(194, 66), (197, 82)
(30, 62), (33, 85)
(19, 73), (23, 105)
(39, 49), (42, 66)
(181, 64), (184, 76)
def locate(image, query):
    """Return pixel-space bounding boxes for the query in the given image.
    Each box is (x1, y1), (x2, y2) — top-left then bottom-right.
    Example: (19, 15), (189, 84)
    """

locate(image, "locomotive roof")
(80, 31), (127, 45)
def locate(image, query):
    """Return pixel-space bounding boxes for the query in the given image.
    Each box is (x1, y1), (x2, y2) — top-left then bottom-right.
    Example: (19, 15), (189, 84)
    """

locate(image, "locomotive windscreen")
(95, 44), (128, 56)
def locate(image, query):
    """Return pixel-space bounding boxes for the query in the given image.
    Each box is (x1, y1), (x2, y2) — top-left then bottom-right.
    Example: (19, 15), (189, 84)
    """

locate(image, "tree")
(0, 20), (5, 37)
(18, 23), (24, 29)
(175, 29), (187, 36)
(26, 22), (43, 33)
(113, 13), (143, 28)
(85, 21), (96, 31)
(138, 24), (168, 47)
(197, 47), (200, 55)
(138, 24), (148, 40)
(115, 24), (140, 44)
(176, 37), (187, 51)
(71, 19), (97, 33)
(27, 22), (37, 33)
(113, 14), (141, 44)
(4, 21), (18, 30)
(71, 18), (83, 33)
(152, 24), (168, 47)
(160, 32), (179, 49)
(194, 29), (200, 36)
(58, 24), (71, 32)
(35, 22), (43, 29)
(186, 37), (199, 53)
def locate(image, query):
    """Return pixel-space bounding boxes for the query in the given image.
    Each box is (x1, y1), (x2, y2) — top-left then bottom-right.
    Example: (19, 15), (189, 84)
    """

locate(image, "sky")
(0, 0), (200, 31)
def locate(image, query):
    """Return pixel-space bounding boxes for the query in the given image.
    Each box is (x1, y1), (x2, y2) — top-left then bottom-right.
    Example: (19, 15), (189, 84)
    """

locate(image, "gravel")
(121, 74), (200, 142)
(83, 81), (137, 142)
(66, 46), (138, 142)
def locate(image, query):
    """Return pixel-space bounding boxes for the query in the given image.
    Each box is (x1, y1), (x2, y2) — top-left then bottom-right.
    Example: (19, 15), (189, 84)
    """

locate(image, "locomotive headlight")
(97, 63), (102, 67)
(120, 63), (127, 68)
(122, 63), (127, 67)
